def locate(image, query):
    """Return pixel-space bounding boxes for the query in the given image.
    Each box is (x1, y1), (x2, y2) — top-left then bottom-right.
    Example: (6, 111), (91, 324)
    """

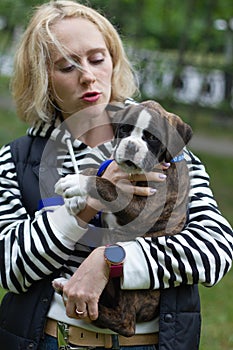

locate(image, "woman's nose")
(79, 66), (96, 85)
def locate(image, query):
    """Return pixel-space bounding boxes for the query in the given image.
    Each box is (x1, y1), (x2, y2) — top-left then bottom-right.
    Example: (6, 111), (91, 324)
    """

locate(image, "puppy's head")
(111, 101), (192, 173)
(141, 100), (193, 162)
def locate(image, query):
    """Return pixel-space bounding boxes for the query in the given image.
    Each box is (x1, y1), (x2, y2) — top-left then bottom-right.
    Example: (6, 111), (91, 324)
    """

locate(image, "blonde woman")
(0, 1), (232, 349)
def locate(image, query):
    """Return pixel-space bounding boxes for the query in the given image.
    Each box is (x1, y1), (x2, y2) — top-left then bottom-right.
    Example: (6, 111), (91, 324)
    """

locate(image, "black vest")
(0, 135), (201, 349)
(0, 136), (60, 350)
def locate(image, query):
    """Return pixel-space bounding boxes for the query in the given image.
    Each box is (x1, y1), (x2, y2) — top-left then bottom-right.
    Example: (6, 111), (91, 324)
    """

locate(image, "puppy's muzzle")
(125, 141), (139, 154)
(114, 137), (149, 173)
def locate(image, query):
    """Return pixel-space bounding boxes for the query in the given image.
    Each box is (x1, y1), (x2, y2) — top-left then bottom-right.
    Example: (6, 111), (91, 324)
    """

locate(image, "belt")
(45, 318), (159, 348)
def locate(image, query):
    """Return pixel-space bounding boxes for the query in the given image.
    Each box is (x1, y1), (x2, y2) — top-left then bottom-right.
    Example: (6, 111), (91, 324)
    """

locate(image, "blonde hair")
(11, 0), (138, 123)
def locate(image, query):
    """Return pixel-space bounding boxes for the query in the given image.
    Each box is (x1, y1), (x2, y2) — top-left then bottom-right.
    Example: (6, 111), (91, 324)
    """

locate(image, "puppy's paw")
(55, 174), (89, 198)
(64, 196), (87, 216)
(52, 277), (68, 295)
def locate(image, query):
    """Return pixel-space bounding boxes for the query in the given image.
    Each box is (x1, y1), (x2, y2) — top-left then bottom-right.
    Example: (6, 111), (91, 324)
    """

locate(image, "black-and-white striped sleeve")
(0, 145), (85, 292)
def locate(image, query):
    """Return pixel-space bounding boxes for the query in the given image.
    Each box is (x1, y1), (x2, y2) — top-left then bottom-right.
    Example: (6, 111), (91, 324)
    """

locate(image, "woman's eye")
(91, 58), (104, 65)
(89, 54), (104, 65)
(59, 64), (75, 73)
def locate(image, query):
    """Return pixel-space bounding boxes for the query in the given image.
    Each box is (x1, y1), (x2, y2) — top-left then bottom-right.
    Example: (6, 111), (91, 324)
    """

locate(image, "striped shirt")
(0, 112), (232, 294)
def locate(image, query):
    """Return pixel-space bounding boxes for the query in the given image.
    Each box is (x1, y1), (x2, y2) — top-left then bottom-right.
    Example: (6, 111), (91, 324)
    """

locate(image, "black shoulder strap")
(10, 135), (61, 217)
(10, 135), (47, 216)
(10, 135), (48, 216)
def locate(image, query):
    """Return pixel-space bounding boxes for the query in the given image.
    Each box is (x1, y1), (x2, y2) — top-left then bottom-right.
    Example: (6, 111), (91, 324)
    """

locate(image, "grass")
(0, 107), (27, 145)
(0, 288), (6, 300)
(0, 78), (233, 349)
(194, 152), (233, 226)
(200, 270), (233, 350)
(167, 102), (233, 142)
(195, 153), (233, 350)
(195, 149), (233, 349)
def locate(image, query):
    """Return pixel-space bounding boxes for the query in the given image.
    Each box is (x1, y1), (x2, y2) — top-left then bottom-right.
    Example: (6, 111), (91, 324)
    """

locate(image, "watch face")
(105, 244), (126, 264)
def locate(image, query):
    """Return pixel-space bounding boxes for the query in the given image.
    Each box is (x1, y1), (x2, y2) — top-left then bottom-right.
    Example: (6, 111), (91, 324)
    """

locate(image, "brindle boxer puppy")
(55, 100), (193, 336)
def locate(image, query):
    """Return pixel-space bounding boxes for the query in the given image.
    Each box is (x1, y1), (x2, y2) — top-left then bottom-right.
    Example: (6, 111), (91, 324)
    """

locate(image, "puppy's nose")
(126, 141), (139, 153)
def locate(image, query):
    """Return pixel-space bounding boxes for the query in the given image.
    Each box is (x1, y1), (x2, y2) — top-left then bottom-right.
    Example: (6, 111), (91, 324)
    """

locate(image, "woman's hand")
(102, 161), (170, 196)
(62, 246), (109, 321)
(55, 160), (170, 225)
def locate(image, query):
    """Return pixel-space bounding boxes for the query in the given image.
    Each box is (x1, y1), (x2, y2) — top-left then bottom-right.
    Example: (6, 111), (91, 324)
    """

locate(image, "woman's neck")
(81, 123), (114, 147)
(64, 109), (114, 148)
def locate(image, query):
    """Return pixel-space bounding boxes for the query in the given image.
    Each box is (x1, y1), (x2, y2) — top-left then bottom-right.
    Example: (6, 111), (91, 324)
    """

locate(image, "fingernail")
(150, 188), (157, 194)
(159, 174), (167, 179)
(163, 162), (170, 167)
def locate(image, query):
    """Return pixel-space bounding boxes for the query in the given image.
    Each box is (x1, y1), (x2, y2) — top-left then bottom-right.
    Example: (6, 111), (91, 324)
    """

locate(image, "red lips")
(81, 91), (101, 102)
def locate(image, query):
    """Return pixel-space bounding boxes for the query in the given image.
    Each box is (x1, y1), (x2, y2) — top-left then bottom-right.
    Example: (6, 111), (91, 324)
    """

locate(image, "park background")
(0, 0), (233, 349)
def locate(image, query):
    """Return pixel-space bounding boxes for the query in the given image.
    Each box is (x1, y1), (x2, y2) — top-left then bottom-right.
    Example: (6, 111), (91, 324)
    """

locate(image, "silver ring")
(76, 308), (84, 315)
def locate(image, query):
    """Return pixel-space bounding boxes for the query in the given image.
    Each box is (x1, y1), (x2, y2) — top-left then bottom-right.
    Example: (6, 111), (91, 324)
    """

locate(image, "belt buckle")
(57, 322), (93, 350)
(57, 321), (71, 350)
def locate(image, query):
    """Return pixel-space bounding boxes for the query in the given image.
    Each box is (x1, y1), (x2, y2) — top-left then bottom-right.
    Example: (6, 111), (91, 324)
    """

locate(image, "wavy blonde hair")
(11, 0), (138, 123)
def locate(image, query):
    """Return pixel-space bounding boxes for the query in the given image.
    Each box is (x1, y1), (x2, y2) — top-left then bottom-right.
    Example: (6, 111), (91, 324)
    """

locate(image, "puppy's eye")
(143, 130), (159, 142)
(118, 124), (133, 137)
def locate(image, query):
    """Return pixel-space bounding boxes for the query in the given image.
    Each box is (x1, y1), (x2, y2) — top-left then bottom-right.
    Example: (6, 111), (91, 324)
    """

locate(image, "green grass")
(0, 107), (27, 145)
(196, 152), (233, 349)
(195, 152), (233, 226)
(200, 270), (233, 350)
(165, 101), (233, 142)
(0, 288), (6, 300)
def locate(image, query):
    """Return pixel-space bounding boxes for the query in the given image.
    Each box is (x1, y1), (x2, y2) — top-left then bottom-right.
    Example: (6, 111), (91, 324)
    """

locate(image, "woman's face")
(50, 17), (113, 119)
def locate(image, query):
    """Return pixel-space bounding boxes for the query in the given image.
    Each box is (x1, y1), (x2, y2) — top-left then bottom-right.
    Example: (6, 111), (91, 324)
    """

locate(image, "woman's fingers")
(102, 160), (169, 197)
(154, 162), (170, 170)
(61, 247), (108, 321)
(103, 160), (169, 183)
(127, 171), (167, 183)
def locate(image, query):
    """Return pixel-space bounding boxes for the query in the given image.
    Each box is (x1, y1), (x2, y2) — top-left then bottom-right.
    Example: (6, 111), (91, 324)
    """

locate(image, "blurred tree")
(0, 0), (232, 55)
(0, 0), (45, 51)
(0, 0), (232, 112)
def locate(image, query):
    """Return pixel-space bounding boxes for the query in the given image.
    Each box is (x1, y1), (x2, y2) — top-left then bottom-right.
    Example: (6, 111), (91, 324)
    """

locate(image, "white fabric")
(47, 205), (87, 243)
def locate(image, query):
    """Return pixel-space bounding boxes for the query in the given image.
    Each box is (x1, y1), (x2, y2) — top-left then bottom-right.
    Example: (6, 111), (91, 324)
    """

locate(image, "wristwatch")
(104, 244), (126, 278)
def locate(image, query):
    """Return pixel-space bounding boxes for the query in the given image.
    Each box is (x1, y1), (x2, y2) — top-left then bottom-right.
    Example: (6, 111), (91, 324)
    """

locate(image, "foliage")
(0, 0), (232, 56)
(88, 0), (233, 60)
(1, 0), (232, 114)
(0, 0), (44, 29)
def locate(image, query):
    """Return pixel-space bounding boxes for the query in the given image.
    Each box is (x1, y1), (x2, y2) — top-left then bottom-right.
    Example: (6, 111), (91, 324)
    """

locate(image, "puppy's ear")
(141, 100), (193, 162)
(165, 114), (193, 162)
(176, 119), (193, 145)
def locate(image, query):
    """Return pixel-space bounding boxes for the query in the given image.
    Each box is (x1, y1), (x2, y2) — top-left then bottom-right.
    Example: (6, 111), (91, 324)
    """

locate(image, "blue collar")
(170, 153), (185, 163)
(96, 153), (185, 176)
(97, 159), (114, 176)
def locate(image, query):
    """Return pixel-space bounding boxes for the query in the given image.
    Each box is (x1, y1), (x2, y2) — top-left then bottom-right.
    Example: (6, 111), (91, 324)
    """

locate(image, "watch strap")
(109, 263), (123, 278)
